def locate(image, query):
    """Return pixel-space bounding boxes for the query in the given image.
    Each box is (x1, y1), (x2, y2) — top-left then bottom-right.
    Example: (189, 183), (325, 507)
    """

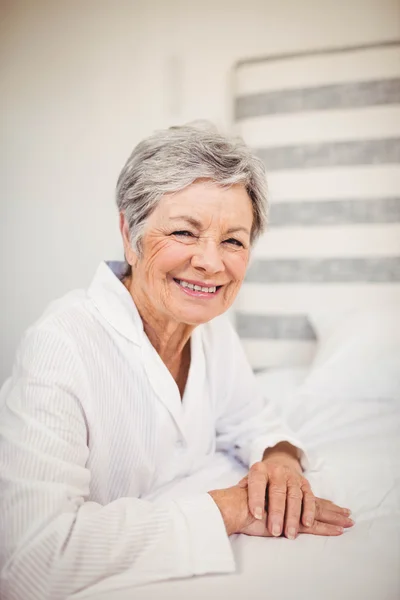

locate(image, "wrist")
(262, 442), (303, 473)
(208, 487), (248, 536)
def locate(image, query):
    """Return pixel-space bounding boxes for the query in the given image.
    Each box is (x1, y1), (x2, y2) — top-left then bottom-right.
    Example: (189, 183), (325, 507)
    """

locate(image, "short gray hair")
(116, 122), (268, 255)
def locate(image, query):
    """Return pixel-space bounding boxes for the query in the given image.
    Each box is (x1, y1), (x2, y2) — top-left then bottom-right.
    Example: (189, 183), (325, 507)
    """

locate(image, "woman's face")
(126, 180), (253, 326)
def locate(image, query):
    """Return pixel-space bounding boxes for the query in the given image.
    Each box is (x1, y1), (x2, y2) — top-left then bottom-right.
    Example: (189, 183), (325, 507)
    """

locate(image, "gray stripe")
(236, 313), (316, 340)
(245, 257), (400, 283)
(269, 197), (400, 226)
(235, 78), (400, 119)
(235, 40), (400, 69)
(256, 138), (400, 171)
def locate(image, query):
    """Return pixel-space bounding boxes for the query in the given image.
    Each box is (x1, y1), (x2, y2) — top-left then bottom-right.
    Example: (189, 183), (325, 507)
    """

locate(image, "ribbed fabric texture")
(0, 262), (308, 600)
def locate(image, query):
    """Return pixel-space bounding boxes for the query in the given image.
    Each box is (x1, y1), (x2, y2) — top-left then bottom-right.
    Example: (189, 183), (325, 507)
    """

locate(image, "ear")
(119, 212), (138, 266)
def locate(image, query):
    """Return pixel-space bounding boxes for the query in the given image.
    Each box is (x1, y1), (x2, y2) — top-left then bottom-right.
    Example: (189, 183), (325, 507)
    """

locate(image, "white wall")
(1, 0), (399, 383)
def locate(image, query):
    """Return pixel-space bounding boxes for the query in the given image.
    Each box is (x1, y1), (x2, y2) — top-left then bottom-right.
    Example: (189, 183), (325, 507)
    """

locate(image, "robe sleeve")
(211, 317), (312, 470)
(0, 325), (235, 600)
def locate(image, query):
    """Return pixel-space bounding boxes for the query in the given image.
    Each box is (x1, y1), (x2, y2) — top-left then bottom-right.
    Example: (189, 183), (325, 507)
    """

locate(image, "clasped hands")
(209, 444), (354, 539)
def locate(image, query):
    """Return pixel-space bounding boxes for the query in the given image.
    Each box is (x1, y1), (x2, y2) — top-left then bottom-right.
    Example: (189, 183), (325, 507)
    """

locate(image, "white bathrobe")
(0, 261), (309, 600)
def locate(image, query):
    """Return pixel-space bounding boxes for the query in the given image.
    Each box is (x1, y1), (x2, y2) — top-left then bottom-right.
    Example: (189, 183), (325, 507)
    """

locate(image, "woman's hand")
(209, 443), (354, 539)
(242, 447), (354, 539)
(246, 454), (314, 539)
(209, 483), (354, 539)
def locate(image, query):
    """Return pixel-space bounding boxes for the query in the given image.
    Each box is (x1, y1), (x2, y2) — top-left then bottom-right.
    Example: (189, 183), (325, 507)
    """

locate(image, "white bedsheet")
(73, 369), (400, 600)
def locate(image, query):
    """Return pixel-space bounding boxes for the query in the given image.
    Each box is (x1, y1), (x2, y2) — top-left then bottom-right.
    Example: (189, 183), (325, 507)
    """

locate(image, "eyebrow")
(226, 226), (251, 235)
(170, 216), (203, 228)
(170, 216), (250, 236)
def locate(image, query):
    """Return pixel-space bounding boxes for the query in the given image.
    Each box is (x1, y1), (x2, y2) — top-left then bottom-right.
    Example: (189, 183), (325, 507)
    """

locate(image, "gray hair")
(116, 122), (268, 257)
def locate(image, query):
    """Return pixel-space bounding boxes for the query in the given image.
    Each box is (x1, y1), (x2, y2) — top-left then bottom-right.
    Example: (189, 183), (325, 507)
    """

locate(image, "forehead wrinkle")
(169, 213), (251, 239)
(169, 215), (204, 229)
(157, 183), (253, 235)
(226, 226), (251, 235)
(168, 212), (222, 232)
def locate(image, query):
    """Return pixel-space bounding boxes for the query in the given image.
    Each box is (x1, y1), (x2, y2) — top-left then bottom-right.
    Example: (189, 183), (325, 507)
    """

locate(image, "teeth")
(178, 280), (217, 293)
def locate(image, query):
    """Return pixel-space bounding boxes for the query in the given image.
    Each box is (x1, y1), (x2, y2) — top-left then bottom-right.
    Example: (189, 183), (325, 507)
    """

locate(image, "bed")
(77, 400), (400, 599)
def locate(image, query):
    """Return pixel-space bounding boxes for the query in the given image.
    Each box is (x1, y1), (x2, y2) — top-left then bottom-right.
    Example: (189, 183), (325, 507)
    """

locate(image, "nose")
(191, 240), (225, 275)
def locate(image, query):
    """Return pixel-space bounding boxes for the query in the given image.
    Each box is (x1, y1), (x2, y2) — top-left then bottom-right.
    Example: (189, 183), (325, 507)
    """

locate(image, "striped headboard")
(232, 42), (400, 371)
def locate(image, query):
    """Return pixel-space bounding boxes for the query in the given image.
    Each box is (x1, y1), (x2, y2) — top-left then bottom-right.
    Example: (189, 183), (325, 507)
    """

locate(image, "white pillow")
(302, 307), (400, 399)
(255, 367), (309, 419)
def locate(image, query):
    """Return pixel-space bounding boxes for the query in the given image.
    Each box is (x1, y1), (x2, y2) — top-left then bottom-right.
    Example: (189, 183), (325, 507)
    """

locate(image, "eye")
(172, 230), (195, 238)
(224, 238), (244, 247)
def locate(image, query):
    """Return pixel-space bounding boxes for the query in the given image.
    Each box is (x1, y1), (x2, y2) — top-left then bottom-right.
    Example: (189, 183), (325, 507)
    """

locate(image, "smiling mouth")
(173, 278), (223, 295)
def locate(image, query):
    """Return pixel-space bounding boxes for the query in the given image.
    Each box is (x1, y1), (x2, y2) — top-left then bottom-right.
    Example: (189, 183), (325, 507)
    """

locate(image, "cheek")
(225, 252), (249, 283)
(160, 243), (194, 271)
(141, 237), (192, 276)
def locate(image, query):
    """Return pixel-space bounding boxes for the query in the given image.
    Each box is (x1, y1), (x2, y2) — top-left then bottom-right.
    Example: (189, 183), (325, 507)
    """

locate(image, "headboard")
(232, 42), (400, 370)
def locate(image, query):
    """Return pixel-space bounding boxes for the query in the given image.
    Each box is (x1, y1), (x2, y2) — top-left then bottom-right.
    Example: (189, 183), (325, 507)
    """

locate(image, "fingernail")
(343, 509), (351, 516)
(305, 517), (313, 527)
(336, 526), (344, 534)
(272, 523), (281, 536)
(287, 527), (296, 540)
(347, 518), (355, 526)
(254, 507), (263, 520)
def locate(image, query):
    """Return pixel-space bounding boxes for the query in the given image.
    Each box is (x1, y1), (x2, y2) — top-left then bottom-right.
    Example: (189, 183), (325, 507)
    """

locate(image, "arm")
(0, 326), (234, 600)
(209, 320), (354, 538)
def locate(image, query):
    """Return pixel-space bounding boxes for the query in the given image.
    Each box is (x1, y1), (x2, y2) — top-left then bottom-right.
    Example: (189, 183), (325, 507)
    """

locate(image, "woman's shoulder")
(1, 289), (99, 396)
(15, 288), (100, 367)
(27, 288), (96, 339)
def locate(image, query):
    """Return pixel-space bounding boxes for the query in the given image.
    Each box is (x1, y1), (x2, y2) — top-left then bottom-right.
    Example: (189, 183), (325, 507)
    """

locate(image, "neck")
(124, 276), (195, 362)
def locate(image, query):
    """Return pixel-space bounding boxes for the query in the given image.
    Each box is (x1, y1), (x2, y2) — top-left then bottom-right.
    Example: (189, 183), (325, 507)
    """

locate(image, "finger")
(241, 518), (274, 538)
(247, 463), (268, 520)
(284, 480), (303, 540)
(237, 476), (248, 489)
(299, 520), (345, 537)
(316, 498), (351, 519)
(315, 507), (354, 529)
(301, 482), (316, 528)
(317, 498), (352, 517)
(267, 470), (288, 537)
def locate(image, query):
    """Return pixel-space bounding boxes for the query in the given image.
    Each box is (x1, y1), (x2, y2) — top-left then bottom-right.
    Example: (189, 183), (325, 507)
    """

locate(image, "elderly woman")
(0, 124), (353, 600)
